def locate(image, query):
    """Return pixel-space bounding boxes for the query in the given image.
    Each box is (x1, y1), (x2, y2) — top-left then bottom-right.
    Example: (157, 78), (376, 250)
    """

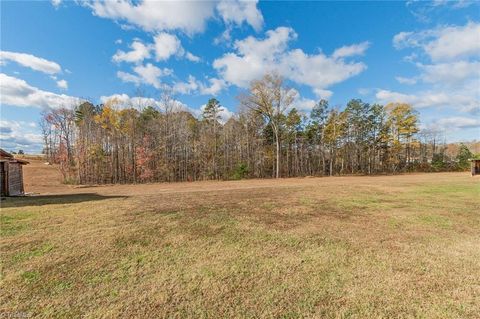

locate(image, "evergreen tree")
(456, 144), (473, 170)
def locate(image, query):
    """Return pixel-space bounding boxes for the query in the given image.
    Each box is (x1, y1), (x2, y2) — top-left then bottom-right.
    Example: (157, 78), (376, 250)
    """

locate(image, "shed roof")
(0, 148), (29, 164)
(0, 148), (13, 159)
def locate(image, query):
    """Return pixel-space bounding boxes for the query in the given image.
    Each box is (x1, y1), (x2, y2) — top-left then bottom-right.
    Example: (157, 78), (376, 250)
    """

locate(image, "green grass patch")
(12, 243), (54, 263)
(21, 270), (40, 283)
(52, 280), (73, 293)
(0, 211), (34, 236)
(416, 214), (452, 229)
(415, 184), (479, 196)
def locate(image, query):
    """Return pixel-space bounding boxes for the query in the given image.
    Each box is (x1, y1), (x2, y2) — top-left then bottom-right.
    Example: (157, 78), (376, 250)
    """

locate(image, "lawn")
(1, 171), (479, 318)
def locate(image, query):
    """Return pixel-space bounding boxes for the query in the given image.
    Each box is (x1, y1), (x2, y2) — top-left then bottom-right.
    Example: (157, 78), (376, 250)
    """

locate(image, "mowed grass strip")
(1, 173), (479, 318)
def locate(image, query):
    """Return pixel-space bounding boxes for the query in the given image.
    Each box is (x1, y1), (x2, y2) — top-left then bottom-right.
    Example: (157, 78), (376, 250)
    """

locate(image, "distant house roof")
(0, 148), (29, 164)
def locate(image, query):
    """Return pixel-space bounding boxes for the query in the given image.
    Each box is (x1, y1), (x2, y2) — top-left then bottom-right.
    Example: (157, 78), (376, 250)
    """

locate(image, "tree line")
(40, 73), (475, 184)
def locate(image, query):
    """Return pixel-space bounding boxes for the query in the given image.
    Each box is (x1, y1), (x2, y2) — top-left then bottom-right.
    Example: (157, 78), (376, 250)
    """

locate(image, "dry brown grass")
(1, 160), (479, 318)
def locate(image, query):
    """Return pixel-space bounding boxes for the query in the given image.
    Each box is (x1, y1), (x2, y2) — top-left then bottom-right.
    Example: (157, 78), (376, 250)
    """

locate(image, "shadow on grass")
(1, 193), (127, 208)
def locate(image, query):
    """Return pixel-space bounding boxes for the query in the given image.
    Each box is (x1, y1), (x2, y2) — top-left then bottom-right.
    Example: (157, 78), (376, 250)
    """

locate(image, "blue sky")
(1, 0), (479, 152)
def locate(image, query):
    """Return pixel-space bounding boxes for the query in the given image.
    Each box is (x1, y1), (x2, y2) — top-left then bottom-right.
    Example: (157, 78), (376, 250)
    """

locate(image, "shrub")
(431, 153), (446, 171)
(232, 163), (249, 180)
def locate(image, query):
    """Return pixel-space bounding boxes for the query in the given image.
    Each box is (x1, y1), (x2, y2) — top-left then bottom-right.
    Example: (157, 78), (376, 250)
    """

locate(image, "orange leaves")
(135, 135), (154, 181)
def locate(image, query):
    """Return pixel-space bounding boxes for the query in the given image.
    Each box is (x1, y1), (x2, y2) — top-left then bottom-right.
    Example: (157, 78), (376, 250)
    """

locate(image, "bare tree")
(239, 73), (295, 178)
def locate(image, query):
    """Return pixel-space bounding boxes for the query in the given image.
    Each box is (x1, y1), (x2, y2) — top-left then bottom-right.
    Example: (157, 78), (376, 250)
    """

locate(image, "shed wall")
(7, 162), (24, 196)
(0, 162), (6, 196)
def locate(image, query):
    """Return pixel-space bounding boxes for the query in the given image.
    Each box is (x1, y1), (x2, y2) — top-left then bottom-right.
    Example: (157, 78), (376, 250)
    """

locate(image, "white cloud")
(218, 107), (234, 124)
(117, 71), (142, 86)
(332, 41), (370, 59)
(449, 0), (475, 8)
(213, 27), (368, 96)
(403, 53), (418, 63)
(134, 63), (170, 88)
(386, 21), (480, 118)
(287, 89), (326, 114)
(393, 22), (480, 61)
(418, 61), (480, 85)
(85, 0), (263, 35)
(422, 116), (480, 137)
(113, 34), (199, 64)
(214, 28), (234, 45)
(112, 39), (151, 63)
(0, 120), (44, 153)
(117, 63), (172, 89)
(216, 0), (263, 31)
(0, 73), (81, 109)
(185, 52), (201, 62)
(56, 79), (68, 90)
(376, 89), (448, 108)
(172, 75), (199, 94)
(213, 27), (294, 88)
(294, 96), (317, 113)
(171, 76), (226, 96)
(426, 22), (480, 61)
(431, 0), (474, 8)
(433, 116), (480, 129)
(199, 78), (226, 95)
(357, 88), (372, 96)
(393, 31), (415, 49)
(395, 76), (418, 85)
(405, 1), (475, 23)
(375, 88), (479, 114)
(0, 51), (61, 74)
(86, 0), (215, 35)
(152, 33), (200, 62)
(236, 26), (295, 57)
(313, 89), (333, 100)
(51, 0), (61, 8)
(153, 32), (181, 61)
(283, 49), (366, 98)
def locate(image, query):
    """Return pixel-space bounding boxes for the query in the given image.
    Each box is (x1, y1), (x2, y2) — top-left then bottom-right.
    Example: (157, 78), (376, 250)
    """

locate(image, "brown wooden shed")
(0, 149), (29, 197)
(471, 159), (480, 176)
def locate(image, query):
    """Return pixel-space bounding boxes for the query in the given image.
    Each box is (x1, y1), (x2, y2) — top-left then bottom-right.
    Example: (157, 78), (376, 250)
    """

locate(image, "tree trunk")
(275, 129), (280, 179)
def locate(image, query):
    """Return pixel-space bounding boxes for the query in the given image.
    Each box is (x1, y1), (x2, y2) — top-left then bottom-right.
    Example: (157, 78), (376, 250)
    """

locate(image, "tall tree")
(285, 108), (302, 176)
(310, 99), (329, 175)
(324, 109), (347, 175)
(239, 73), (295, 178)
(203, 98), (223, 179)
(386, 103), (418, 169)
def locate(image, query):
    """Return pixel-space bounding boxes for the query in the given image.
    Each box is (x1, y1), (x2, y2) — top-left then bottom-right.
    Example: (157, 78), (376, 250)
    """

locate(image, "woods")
(41, 74), (474, 184)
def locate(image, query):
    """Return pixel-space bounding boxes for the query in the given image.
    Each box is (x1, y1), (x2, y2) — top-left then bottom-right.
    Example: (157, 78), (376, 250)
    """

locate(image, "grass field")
(1, 160), (479, 318)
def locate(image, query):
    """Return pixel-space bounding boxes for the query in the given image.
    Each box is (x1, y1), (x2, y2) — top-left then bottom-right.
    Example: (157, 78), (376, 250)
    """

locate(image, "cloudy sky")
(1, 0), (479, 153)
